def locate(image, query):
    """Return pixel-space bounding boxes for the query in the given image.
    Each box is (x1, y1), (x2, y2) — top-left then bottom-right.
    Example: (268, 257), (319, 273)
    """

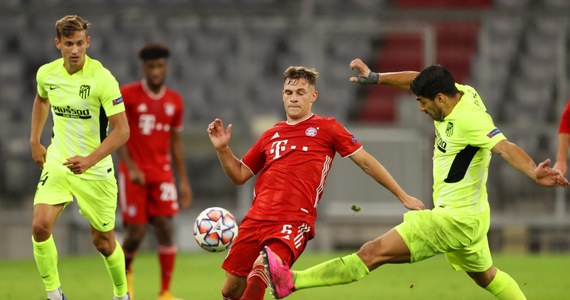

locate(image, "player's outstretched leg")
(262, 246), (295, 299)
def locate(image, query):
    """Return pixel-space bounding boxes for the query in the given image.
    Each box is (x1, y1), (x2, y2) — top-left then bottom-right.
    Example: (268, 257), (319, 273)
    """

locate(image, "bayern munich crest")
(305, 127), (317, 137)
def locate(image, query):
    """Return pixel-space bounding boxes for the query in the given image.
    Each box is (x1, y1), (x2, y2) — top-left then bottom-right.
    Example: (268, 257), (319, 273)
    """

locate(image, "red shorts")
(118, 165), (179, 225)
(222, 217), (313, 277)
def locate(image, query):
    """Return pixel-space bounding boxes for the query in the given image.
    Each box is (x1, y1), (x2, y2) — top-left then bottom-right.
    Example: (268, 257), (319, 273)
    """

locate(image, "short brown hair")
(139, 43), (171, 61)
(283, 66), (319, 86)
(55, 15), (89, 39)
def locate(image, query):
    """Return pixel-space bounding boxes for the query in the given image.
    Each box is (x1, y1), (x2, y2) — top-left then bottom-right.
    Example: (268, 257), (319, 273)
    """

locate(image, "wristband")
(357, 71), (379, 85)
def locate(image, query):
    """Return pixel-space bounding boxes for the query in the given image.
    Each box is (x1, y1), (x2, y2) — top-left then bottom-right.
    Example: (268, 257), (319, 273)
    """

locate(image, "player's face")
(55, 30), (90, 72)
(416, 96), (444, 121)
(143, 58), (168, 89)
(282, 78), (318, 122)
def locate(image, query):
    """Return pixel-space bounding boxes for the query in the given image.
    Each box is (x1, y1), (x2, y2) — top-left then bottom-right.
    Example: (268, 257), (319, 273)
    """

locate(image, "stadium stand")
(0, 0), (569, 256)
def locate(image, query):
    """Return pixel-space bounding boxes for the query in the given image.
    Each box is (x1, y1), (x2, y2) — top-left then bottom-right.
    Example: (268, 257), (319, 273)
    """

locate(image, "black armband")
(357, 72), (379, 85)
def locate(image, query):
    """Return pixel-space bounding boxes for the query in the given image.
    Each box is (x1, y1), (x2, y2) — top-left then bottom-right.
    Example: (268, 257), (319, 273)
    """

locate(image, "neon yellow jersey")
(432, 84), (506, 215)
(36, 55), (125, 179)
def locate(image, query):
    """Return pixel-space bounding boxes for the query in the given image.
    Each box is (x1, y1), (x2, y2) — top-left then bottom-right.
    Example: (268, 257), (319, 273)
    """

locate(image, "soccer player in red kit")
(118, 44), (192, 300)
(554, 98), (570, 176)
(207, 66), (425, 300)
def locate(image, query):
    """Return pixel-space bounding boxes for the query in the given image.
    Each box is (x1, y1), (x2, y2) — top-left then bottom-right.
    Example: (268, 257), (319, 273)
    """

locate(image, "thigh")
(118, 169), (149, 225)
(222, 218), (312, 276)
(446, 210), (492, 272)
(222, 218), (263, 277)
(395, 209), (469, 263)
(147, 179), (179, 218)
(34, 161), (74, 206)
(72, 175), (118, 232)
(259, 220), (311, 266)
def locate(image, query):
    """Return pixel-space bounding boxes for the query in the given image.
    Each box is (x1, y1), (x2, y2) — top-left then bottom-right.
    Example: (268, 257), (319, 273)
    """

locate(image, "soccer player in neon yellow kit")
(29, 15), (130, 300)
(263, 58), (569, 299)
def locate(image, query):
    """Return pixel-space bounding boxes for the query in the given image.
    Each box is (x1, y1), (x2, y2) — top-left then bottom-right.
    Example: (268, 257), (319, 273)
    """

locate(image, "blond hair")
(283, 66), (319, 86)
(55, 15), (89, 39)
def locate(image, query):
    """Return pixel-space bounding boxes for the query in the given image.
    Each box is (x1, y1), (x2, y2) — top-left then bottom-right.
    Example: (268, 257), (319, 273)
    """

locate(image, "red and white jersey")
(120, 80), (184, 182)
(242, 114), (362, 228)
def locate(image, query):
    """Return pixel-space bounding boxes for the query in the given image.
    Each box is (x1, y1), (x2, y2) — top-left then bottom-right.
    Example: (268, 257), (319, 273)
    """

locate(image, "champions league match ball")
(193, 207), (238, 252)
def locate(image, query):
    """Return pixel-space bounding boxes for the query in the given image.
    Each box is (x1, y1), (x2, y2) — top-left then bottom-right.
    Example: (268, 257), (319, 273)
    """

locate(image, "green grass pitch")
(1, 251), (568, 299)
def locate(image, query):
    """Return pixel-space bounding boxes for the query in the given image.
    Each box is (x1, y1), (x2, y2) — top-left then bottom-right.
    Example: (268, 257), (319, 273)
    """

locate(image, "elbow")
(231, 177), (248, 185)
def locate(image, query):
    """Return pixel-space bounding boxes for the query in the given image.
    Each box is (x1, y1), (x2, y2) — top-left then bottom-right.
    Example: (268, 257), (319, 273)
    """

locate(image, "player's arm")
(349, 148), (425, 210)
(117, 144), (146, 185)
(171, 130), (193, 208)
(64, 112), (130, 174)
(554, 100), (570, 175)
(207, 118), (253, 185)
(29, 94), (50, 168)
(349, 58), (419, 90)
(554, 133), (570, 175)
(492, 139), (568, 187)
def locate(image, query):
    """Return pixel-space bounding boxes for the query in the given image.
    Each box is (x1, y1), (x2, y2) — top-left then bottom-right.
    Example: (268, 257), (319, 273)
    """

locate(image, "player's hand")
(535, 159), (569, 187)
(178, 181), (193, 209)
(207, 118), (232, 150)
(400, 194), (426, 210)
(30, 141), (47, 169)
(63, 155), (94, 174)
(349, 58), (378, 85)
(128, 167), (146, 185)
(552, 160), (567, 177)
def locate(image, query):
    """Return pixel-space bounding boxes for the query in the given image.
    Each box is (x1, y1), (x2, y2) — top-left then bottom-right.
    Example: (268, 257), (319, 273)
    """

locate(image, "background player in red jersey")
(554, 98), (570, 175)
(118, 44), (192, 300)
(207, 66), (425, 300)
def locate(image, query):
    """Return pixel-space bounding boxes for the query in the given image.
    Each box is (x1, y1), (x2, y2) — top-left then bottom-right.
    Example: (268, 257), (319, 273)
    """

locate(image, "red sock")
(124, 250), (136, 271)
(240, 264), (269, 300)
(158, 245), (177, 293)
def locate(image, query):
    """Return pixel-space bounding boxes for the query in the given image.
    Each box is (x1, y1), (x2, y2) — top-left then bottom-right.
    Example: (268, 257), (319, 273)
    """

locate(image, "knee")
(221, 284), (242, 300)
(32, 219), (52, 242)
(357, 239), (387, 270)
(469, 266), (497, 288)
(221, 275), (246, 299)
(92, 235), (115, 256)
(128, 225), (147, 242)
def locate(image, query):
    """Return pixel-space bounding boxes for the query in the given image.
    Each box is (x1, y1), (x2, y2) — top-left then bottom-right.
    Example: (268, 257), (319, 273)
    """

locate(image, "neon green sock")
(294, 253), (370, 290)
(101, 242), (128, 297)
(485, 268), (526, 300)
(33, 235), (61, 291)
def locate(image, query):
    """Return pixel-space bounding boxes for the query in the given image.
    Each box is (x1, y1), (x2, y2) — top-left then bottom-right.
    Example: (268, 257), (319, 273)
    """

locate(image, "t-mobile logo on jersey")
(270, 140), (288, 159)
(139, 114), (156, 135)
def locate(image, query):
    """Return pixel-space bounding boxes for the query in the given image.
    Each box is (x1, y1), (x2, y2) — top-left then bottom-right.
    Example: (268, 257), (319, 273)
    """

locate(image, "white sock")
(113, 293), (130, 300)
(47, 288), (63, 300)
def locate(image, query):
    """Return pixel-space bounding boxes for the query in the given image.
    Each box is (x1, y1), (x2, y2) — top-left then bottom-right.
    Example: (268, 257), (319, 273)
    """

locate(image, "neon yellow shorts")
(395, 206), (492, 272)
(34, 160), (118, 232)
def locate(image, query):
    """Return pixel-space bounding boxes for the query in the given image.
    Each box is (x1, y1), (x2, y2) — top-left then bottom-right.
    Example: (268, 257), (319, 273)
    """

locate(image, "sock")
(158, 245), (177, 293)
(102, 241), (128, 297)
(33, 235), (61, 291)
(240, 264), (269, 300)
(294, 253), (370, 290)
(124, 250), (136, 272)
(485, 268), (526, 300)
(47, 288), (63, 300)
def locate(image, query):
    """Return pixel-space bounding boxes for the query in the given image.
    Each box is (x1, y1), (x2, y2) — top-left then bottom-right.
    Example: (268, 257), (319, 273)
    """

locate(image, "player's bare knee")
(221, 281), (244, 299)
(356, 242), (375, 268)
(92, 234), (115, 256)
(32, 220), (52, 241)
(357, 239), (387, 269)
(468, 266), (496, 288)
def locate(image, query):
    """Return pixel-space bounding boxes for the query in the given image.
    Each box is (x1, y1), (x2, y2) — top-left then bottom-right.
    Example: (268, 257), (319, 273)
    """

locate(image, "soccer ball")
(193, 207), (238, 252)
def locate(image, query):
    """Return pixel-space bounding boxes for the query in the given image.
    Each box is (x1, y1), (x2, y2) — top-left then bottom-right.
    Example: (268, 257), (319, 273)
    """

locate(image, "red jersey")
(120, 81), (184, 182)
(241, 114), (362, 229)
(559, 98), (570, 134)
